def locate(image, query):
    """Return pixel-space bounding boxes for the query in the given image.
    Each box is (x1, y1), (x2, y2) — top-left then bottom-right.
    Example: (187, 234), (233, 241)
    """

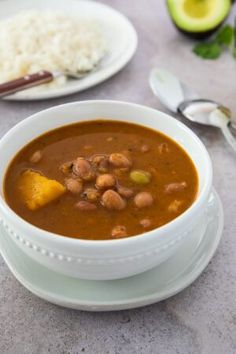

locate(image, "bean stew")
(4, 120), (198, 240)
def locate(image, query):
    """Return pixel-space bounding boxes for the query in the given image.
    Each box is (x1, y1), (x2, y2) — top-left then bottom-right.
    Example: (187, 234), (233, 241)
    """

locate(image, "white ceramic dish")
(0, 189), (223, 311)
(1, 0), (137, 101)
(0, 100), (212, 280)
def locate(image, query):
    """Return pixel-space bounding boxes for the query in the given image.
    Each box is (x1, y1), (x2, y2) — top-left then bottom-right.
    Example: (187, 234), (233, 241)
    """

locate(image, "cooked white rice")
(0, 11), (107, 88)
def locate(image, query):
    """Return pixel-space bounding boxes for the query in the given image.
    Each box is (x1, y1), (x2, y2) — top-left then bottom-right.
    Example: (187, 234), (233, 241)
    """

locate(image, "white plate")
(0, 189), (223, 311)
(1, 0), (138, 101)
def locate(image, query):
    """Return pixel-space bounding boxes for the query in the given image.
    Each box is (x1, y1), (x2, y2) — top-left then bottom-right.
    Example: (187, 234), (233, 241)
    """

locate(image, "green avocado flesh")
(167, 0), (231, 35)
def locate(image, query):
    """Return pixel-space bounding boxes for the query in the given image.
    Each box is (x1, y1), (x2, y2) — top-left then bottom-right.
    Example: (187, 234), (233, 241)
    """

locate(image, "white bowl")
(0, 101), (212, 280)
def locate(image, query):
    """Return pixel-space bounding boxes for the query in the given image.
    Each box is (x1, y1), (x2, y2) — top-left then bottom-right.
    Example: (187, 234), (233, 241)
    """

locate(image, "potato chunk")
(18, 170), (66, 210)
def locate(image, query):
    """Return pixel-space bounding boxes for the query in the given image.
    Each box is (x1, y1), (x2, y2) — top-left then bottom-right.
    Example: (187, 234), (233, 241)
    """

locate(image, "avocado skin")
(173, 21), (227, 40)
(167, 1), (232, 40)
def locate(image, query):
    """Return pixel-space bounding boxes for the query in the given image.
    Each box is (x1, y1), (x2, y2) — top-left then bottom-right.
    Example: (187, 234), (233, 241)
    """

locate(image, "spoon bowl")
(178, 99), (231, 127)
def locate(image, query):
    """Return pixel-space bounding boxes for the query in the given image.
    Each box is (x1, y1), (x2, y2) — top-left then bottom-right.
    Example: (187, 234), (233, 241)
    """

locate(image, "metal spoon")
(149, 68), (236, 152)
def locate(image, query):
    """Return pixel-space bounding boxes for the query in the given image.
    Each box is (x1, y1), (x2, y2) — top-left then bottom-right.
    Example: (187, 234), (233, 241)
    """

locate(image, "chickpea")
(75, 201), (97, 211)
(96, 174), (116, 189)
(164, 182), (187, 194)
(102, 190), (126, 210)
(73, 158), (95, 181)
(134, 192), (154, 208)
(65, 178), (83, 194)
(111, 225), (127, 239)
(130, 170), (151, 184)
(109, 153), (132, 168)
(117, 186), (134, 198)
(29, 150), (42, 163)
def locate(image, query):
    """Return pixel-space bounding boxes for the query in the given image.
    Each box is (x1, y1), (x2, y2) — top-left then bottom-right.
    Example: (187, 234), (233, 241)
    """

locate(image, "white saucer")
(1, 0), (137, 101)
(0, 189), (223, 312)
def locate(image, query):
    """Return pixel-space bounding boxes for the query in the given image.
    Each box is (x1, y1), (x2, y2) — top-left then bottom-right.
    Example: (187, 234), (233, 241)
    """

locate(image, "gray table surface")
(0, 1), (236, 353)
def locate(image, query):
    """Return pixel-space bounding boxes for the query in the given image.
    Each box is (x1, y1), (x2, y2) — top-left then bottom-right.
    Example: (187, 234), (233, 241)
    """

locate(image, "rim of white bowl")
(0, 100), (213, 248)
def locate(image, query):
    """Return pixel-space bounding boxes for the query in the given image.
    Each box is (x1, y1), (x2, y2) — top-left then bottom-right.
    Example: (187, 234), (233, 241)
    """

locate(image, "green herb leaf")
(193, 42), (222, 59)
(216, 24), (234, 46)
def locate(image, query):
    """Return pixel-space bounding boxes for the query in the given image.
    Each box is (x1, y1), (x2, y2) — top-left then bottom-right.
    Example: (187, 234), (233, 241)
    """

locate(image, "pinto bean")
(82, 188), (100, 202)
(65, 178), (83, 194)
(102, 190), (126, 210)
(98, 159), (109, 173)
(113, 168), (129, 177)
(111, 225), (127, 239)
(60, 161), (73, 175)
(29, 150), (42, 163)
(96, 174), (116, 189)
(91, 154), (109, 173)
(75, 201), (97, 211)
(134, 192), (154, 208)
(91, 154), (105, 165)
(164, 182), (187, 194)
(117, 186), (134, 199)
(73, 158), (95, 181)
(140, 218), (152, 228)
(109, 153), (132, 168)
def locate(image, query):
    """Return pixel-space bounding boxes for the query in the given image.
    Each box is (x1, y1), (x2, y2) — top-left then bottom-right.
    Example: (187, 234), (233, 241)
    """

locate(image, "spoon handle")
(221, 123), (236, 152)
(209, 108), (236, 152)
(0, 71), (53, 97)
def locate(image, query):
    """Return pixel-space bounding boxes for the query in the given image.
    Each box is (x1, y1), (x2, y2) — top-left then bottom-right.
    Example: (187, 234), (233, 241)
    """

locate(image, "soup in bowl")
(0, 101), (212, 280)
(4, 120), (198, 240)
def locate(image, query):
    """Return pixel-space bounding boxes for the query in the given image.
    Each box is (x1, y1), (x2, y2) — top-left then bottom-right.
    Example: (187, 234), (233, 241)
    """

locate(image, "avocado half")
(167, 0), (232, 39)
